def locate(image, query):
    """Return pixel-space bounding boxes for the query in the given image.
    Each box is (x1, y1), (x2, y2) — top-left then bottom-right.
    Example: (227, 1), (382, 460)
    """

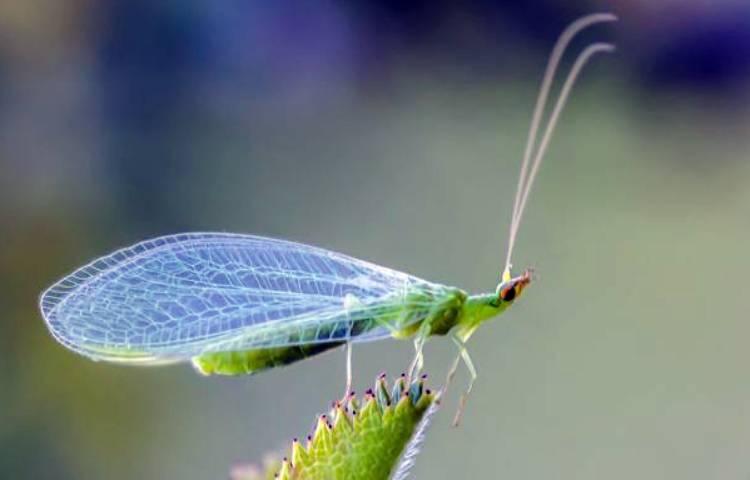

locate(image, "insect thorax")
(421, 289), (468, 337)
(416, 288), (508, 341)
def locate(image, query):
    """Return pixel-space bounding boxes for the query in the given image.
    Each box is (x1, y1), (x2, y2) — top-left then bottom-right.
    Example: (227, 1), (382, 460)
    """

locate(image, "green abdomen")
(192, 341), (345, 376)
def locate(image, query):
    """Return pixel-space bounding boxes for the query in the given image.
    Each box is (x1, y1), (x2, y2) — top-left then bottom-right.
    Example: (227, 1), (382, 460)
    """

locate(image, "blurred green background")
(2, 1), (750, 479)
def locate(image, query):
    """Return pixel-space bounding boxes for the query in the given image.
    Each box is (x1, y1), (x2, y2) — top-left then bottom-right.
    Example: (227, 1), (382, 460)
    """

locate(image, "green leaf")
(234, 373), (438, 480)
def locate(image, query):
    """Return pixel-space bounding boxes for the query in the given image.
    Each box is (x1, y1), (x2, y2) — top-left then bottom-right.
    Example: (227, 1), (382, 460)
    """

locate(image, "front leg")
(449, 333), (478, 427)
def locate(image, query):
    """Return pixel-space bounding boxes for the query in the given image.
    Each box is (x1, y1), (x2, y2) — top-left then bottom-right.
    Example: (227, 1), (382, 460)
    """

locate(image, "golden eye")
(501, 286), (516, 302)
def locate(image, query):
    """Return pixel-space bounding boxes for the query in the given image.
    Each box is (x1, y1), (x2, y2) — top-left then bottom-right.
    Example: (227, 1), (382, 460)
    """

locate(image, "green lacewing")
(39, 15), (616, 393)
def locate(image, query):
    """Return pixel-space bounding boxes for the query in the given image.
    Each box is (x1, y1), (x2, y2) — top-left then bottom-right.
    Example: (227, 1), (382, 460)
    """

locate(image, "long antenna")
(513, 43), (615, 230)
(502, 13), (617, 280)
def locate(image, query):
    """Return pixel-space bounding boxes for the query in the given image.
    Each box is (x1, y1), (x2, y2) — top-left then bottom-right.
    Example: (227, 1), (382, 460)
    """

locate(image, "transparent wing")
(40, 233), (449, 363)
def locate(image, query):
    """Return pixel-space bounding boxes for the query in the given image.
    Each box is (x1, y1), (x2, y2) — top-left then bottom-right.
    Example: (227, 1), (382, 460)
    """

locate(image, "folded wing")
(40, 233), (446, 363)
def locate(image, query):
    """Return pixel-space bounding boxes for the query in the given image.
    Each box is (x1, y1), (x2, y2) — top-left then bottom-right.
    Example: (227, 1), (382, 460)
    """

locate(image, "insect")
(39, 14), (615, 409)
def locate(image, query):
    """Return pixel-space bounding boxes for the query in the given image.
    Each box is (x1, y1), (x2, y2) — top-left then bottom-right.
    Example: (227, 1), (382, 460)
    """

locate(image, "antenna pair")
(502, 13), (618, 281)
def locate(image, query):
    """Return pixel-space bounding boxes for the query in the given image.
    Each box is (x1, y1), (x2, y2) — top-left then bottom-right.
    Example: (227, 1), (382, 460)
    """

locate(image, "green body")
(193, 288), (509, 376)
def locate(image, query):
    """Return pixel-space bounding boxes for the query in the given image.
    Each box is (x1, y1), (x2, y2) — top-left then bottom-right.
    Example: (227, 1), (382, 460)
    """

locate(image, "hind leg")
(343, 342), (353, 399)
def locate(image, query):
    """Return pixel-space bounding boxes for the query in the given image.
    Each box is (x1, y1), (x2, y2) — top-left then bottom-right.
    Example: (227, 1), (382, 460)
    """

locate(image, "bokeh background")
(2, 1), (750, 479)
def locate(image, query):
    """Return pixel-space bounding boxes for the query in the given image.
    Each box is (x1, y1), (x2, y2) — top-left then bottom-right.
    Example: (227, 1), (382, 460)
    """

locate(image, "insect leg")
(449, 334), (478, 428)
(407, 337), (423, 379)
(344, 342), (353, 399)
(442, 350), (462, 397)
(407, 327), (429, 379)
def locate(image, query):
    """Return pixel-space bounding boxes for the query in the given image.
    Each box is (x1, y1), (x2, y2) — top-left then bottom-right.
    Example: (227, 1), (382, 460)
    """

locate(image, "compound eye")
(500, 285), (516, 302)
